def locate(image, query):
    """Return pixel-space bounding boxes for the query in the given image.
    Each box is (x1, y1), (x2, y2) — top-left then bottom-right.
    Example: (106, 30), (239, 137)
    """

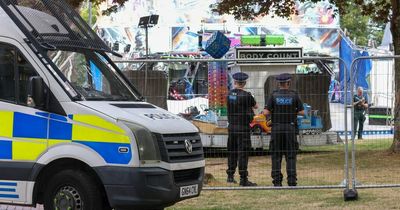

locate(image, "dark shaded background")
(265, 72), (332, 131)
(123, 70), (168, 109)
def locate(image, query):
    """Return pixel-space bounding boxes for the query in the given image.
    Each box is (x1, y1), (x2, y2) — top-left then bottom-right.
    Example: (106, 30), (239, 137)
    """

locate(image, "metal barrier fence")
(2, 57), (398, 210)
(115, 57), (353, 193)
(349, 56), (399, 191)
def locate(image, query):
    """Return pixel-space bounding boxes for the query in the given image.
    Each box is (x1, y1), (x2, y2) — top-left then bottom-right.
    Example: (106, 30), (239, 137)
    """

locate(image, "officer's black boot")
(271, 172), (283, 187)
(287, 175), (297, 186)
(272, 180), (282, 187)
(227, 174), (237, 184)
(239, 178), (257, 186)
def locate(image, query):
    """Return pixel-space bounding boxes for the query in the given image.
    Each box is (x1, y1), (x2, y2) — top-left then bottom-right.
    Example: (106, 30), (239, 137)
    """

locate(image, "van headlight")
(124, 122), (161, 161)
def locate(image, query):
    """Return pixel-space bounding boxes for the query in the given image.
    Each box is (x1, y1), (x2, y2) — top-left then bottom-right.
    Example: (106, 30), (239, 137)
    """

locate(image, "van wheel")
(43, 169), (104, 210)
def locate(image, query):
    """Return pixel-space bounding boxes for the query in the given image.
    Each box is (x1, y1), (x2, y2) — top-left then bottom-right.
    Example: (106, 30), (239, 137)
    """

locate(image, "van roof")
(0, 8), (23, 40)
(0, 0), (112, 53)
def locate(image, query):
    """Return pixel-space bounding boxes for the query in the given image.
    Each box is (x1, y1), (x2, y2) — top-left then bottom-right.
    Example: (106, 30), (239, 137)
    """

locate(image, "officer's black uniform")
(226, 72), (257, 186)
(265, 73), (303, 186)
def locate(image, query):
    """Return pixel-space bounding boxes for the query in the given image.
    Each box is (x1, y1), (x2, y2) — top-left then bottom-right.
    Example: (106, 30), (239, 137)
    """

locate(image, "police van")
(0, 1), (204, 209)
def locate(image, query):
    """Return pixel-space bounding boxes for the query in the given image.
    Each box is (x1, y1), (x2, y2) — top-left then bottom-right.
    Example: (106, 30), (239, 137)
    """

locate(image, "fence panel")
(1, 57), (355, 210)
(4, 56), (400, 209)
(349, 56), (400, 189)
(116, 57), (349, 190)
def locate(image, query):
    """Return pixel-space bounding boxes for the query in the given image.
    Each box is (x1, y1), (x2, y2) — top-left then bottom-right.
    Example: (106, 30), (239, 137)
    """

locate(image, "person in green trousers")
(353, 87), (368, 139)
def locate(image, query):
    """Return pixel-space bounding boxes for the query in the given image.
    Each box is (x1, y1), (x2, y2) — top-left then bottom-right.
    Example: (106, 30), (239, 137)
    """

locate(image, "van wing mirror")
(28, 76), (46, 109)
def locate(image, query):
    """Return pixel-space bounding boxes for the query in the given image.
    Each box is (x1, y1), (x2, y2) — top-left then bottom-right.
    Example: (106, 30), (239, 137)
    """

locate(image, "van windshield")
(48, 50), (138, 101)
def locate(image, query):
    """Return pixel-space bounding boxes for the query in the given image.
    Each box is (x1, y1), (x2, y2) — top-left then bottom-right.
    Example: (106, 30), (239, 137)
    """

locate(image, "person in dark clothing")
(226, 72), (258, 186)
(263, 73), (304, 187)
(353, 87), (368, 139)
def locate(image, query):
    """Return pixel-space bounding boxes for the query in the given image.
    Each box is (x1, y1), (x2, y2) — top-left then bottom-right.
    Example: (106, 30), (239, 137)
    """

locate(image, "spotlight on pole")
(138, 15), (159, 59)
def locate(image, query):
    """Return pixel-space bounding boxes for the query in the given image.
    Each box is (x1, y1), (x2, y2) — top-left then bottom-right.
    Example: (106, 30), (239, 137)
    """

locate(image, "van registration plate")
(180, 184), (198, 198)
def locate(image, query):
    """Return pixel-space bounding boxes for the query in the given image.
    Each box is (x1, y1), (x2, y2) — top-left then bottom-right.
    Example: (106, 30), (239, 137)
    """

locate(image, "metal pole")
(145, 25), (149, 59)
(350, 61), (356, 190)
(353, 184), (400, 189)
(204, 185), (345, 191)
(144, 25), (149, 102)
(392, 57), (395, 126)
(344, 57), (349, 191)
(88, 1), (92, 27)
(113, 56), (344, 63)
(387, 60), (390, 125)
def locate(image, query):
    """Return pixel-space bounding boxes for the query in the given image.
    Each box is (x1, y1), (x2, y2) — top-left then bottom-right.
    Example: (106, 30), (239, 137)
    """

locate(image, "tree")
(67, 0), (128, 8)
(214, 0), (400, 152)
(68, 0), (128, 14)
(80, 2), (99, 24)
(340, 2), (385, 46)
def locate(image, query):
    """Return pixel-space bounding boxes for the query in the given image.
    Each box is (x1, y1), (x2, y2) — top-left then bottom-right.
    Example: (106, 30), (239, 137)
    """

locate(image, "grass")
(168, 138), (400, 210)
(168, 189), (400, 210)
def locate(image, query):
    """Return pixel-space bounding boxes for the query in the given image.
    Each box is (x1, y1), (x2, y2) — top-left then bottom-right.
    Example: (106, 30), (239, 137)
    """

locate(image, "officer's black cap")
(232, 72), (249, 82)
(276, 73), (291, 82)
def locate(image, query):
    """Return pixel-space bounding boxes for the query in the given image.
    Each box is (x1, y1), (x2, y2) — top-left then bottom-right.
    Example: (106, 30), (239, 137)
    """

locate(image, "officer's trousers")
(226, 129), (251, 179)
(354, 111), (366, 139)
(270, 124), (298, 185)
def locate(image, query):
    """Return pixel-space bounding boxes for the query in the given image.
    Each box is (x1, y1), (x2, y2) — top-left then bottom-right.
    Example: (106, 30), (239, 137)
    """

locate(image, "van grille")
(156, 133), (204, 163)
(173, 168), (201, 183)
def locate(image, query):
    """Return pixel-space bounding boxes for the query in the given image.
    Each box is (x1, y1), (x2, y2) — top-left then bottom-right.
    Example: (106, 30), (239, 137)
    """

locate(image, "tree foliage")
(67, 0), (128, 8)
(340, 2), (385, 46)
(213, 0), (392, 23)
(80, 2), (99, 24)
(213, 0), (394, 49)
(67, 0), (128, 15)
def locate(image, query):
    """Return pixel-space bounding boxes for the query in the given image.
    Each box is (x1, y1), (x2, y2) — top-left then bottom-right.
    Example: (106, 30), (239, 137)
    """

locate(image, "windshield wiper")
(40, 42), (57, 50)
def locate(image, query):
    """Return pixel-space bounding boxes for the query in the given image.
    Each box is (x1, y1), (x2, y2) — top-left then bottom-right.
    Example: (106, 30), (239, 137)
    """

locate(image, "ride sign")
(235, 47), (303, 65)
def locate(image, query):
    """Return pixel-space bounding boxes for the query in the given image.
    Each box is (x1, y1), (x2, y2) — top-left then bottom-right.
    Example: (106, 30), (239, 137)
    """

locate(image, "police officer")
(263, 73), (304, 187)
(353, 87), (368, 139)
(226, 72), (258, 186)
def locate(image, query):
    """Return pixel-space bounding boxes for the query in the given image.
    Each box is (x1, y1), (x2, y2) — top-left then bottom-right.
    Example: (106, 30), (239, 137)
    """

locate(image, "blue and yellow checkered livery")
(0, 111), (132, 164)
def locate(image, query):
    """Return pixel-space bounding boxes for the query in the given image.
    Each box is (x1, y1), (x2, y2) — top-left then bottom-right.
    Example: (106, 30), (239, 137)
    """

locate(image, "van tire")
(43, 169), (104, 210)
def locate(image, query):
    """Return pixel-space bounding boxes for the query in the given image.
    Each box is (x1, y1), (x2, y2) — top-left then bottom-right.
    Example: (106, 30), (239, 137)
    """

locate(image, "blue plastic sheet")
(339, 36), (372, 104)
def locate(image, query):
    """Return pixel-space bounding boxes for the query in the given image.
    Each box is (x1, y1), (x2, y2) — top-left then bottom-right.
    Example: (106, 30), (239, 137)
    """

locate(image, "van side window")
(0, 46), (16, 102)
(17, 52), (38, 105)
(0, 43), (39, 106)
